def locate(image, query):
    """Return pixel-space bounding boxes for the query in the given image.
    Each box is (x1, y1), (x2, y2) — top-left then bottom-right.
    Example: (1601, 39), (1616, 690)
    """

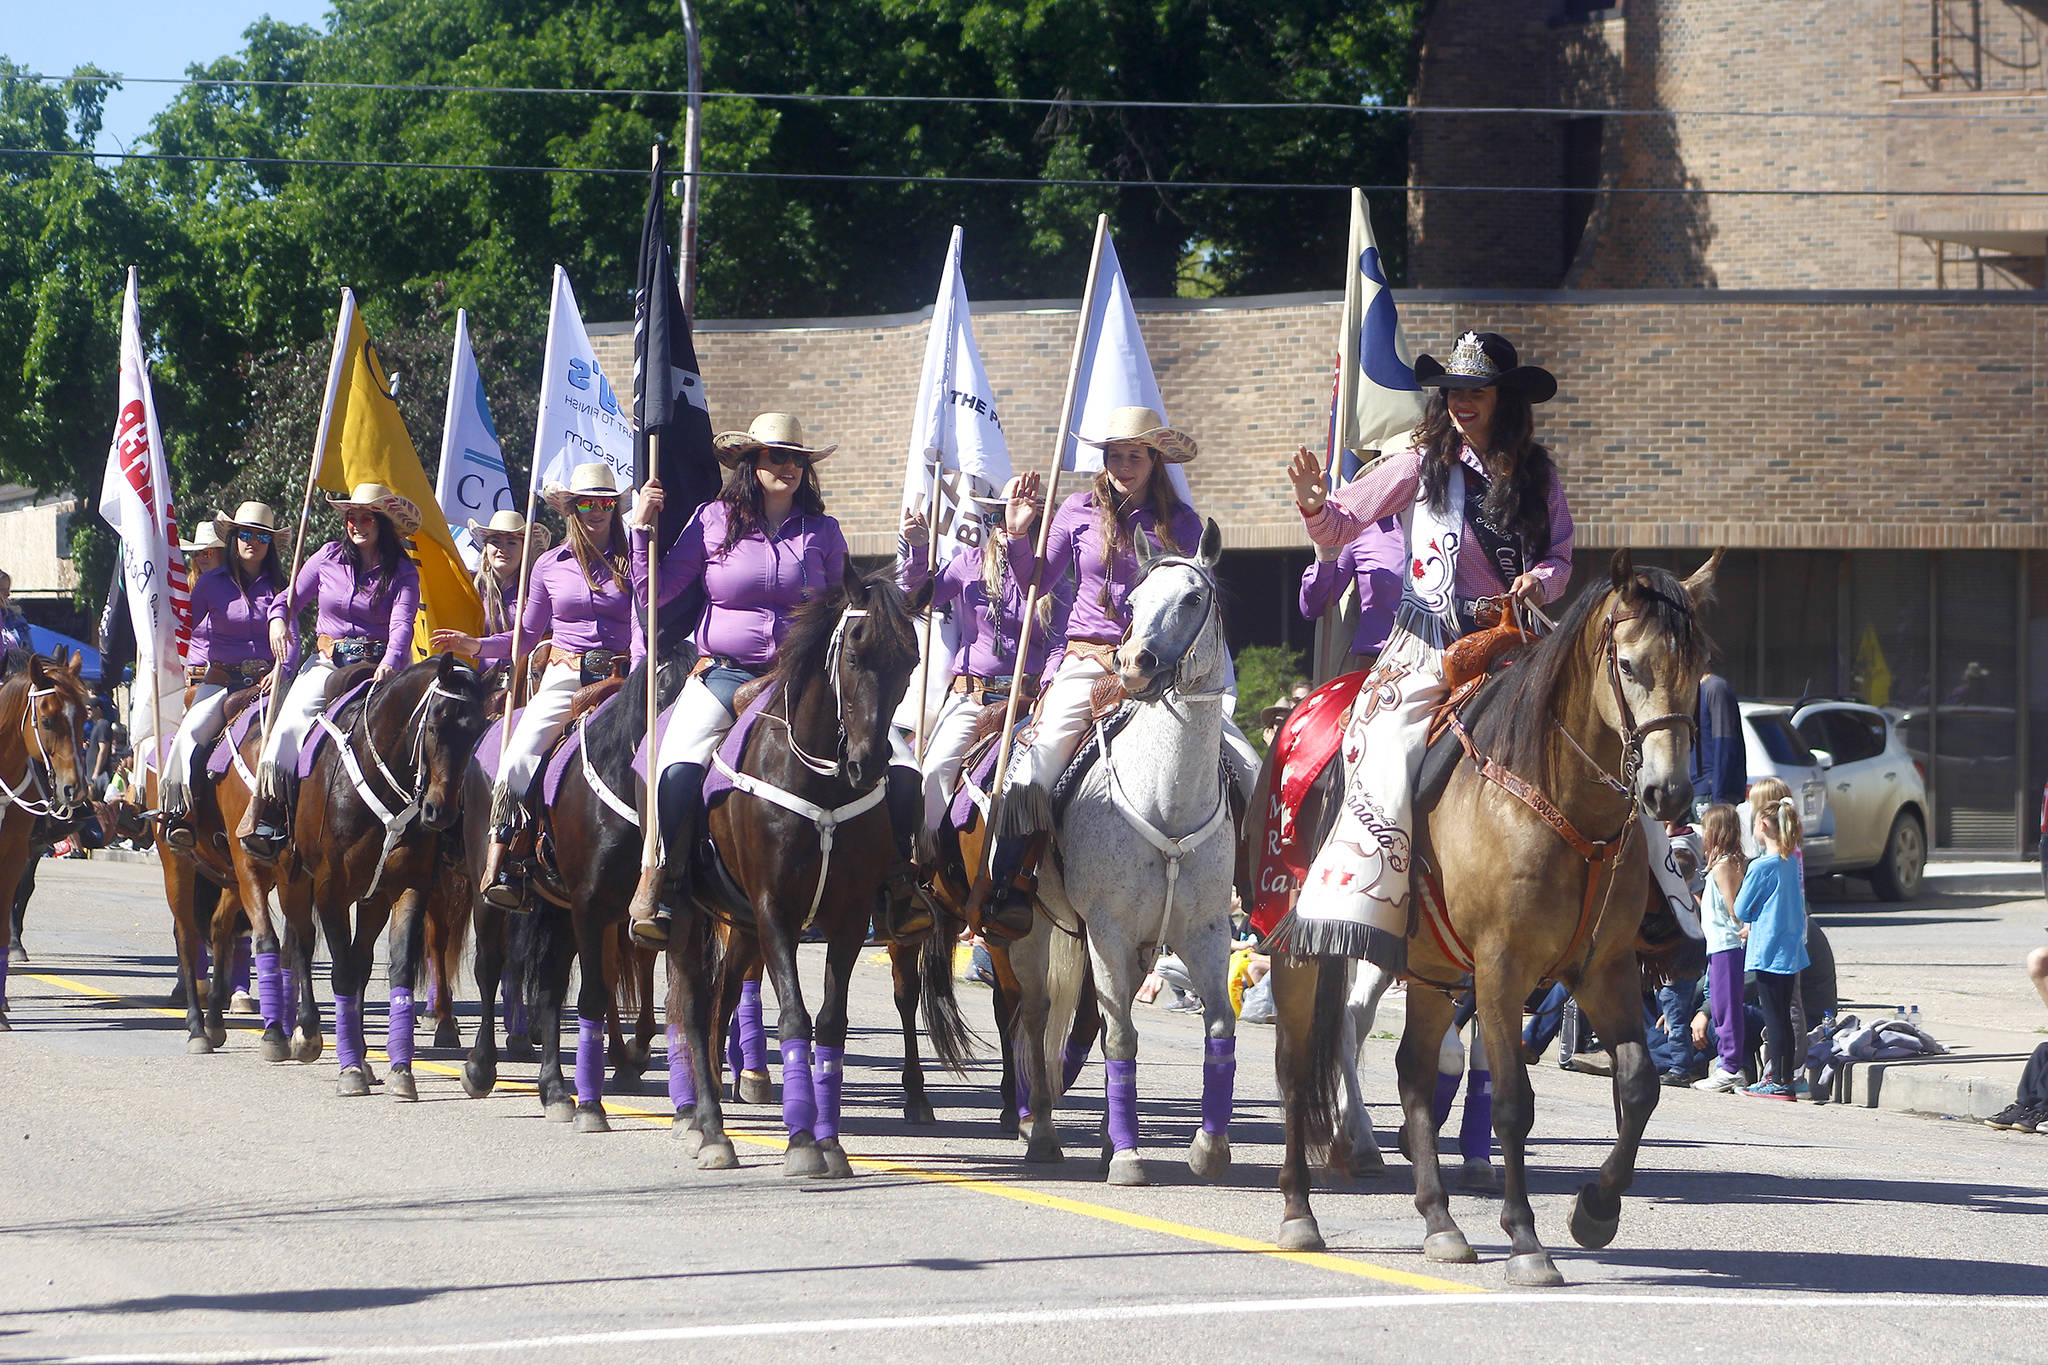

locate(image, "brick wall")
(591, 289), (2047, 555)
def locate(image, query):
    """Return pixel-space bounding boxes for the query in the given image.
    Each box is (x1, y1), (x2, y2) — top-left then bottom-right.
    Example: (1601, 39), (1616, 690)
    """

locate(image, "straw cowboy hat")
(1074, 406), (1198, 463)
(1411, 330), (1557, 404)
(211, 500), (285, 549)
(326, 482), (422, 538)
(711, 412), (837, 468)
(1257, 699), (1296, 731)
(542, 461), (623, 516)
(466, 507), (550, 550)
(179, 519), (227, 554)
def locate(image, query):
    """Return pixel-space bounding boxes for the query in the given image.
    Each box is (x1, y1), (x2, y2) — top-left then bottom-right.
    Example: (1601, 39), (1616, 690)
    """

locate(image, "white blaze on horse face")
(1117, 560), (1211, 696)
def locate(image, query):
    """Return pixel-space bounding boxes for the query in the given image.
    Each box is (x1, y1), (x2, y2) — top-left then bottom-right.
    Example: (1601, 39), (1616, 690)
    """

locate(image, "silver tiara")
(1447, 332), (1500, 379)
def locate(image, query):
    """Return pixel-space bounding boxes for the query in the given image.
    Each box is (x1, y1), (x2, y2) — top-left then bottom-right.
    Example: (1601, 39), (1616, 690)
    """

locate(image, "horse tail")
(917, 918), (980, 1075)
(1041, 924), (1089, 1099)
(502, 901), (563, 1023)
(605, 922), (645, 1022)
(1300, 954), (1352, 1163)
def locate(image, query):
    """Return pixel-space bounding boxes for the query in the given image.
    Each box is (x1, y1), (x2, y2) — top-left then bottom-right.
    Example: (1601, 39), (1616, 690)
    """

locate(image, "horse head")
(415, 653), (494, 831)
(23, 649), (91, 820)
(795, 562), (921, 792)
(1118, 517), (1227, 703)
(1595, 548), (1719, 821)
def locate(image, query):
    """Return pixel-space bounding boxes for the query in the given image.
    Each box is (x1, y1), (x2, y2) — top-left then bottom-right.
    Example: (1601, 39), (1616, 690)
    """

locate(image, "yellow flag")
(313, 291), (485, 656)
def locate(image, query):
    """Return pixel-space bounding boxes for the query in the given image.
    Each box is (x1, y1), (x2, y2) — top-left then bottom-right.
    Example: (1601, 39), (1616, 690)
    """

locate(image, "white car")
(1737, 702), (1835, 873)
(1790, 701), (1929, 901)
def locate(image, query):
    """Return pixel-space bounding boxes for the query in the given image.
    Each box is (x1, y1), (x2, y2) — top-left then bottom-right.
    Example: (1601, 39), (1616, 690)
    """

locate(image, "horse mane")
(771, 570), (919, 715)
(1471, 564), (1709, 791)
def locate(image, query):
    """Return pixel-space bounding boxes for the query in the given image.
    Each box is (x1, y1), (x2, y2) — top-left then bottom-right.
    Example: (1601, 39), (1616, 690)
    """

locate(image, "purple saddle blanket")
(203, 696), (265, 780)
(538, 693), (684, 809)
(293, 679), (373, 780)
(700, 684), (781, 808)
(472, 706), (519, 784)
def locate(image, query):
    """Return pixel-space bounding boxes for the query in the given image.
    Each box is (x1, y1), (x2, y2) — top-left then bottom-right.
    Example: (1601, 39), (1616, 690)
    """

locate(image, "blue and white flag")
(902, 225), (1012, 561)
(1062, 232), (1192, 502)
(436, 309), (513, 570)
(531, 266), (634, 495)
(1334, 187), (1424, 479)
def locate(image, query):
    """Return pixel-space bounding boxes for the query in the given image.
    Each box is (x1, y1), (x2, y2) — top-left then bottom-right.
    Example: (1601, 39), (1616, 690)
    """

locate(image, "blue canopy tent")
(22, 623), (104, 683)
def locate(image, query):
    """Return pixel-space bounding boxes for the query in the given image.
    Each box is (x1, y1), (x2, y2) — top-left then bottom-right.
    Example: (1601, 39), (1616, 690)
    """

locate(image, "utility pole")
(677, 0), (703, 315)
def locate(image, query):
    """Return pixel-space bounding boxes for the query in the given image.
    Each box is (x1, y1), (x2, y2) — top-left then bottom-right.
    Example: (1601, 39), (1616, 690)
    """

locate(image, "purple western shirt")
(269, 540), (421, 670)
(1025, 488), (1203, 683)
(638, 501), (849, 672)
(477, 544), (634, 663)
(901, 541), (1068, 681)
(1298, 518), (1404, 657)
(1302, 443), (1574, 604)
(186, 565), (285, 669)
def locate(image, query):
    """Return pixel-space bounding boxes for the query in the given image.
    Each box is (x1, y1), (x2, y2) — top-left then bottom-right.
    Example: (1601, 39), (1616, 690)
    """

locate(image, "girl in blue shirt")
(1733, 796), (1811, 1099)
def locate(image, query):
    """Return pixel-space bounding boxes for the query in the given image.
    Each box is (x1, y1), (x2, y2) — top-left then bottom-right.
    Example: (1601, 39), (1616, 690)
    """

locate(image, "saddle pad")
(471, 706), (523, 785)
(700, 683), (782, 810)
(203, 691), (265, 780)
(295, 678), (373, 780)
(1415, 668), (1513, 815)
(1047, 701), (1139, 824)
(950, 728), (1005, 832)
(1249, 670), (1367, 936)
(538, 690), (680, 809)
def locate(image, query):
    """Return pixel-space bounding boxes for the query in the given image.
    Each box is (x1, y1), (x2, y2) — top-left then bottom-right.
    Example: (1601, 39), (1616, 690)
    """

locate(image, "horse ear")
(1609, 548), (1635, 597)
(1135, 531), (1156, 572)
(435, 652), (456, 682)
(1682, 547), (1724, 608)
(1198, 517), (1223, 570)
(65, 648), (82, 676)
(842, 558), (866, 601)
(906, 571), (935, 616)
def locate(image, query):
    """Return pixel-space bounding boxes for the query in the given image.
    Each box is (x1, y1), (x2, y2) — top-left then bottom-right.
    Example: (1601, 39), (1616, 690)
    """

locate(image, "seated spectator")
(1986, 936), (2048, 1132)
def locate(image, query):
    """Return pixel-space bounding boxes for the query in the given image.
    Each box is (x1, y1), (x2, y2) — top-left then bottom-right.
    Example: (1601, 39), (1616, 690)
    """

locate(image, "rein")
(318, 669), (476, 897)
(0, 678), (76, 820)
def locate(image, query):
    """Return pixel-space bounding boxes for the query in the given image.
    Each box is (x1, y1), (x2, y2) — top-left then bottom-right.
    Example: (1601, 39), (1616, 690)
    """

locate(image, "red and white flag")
(100, 266), (190, 766)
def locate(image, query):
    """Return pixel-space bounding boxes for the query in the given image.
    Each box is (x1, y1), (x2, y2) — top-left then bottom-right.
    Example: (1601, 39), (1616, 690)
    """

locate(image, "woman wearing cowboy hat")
(242, 482), (422, 859)
(432, 465), (630, 909)
(623, 412), (847, 945)
(900, 470), (1065, 938)
(181, 518), (229, 581)
(466, 508), (550, 635)
(158, 502), (289, 847)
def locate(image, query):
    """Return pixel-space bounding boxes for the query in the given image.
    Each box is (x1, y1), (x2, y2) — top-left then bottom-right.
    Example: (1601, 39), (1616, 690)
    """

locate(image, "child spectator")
(1693, 804), (1750, 1093)
(1733, 794), (1809, 1099)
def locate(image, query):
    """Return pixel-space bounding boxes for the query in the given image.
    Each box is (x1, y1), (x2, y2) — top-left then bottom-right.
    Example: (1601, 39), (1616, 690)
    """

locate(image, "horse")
(1271, 549), (1716, 1285)
(0, 650), (92, 1028)
(144, 720), (258, 1053)
(665, 565), (925, 1174)
(1006, 519), (1240, 1185)
(271, 654), (496, 1097)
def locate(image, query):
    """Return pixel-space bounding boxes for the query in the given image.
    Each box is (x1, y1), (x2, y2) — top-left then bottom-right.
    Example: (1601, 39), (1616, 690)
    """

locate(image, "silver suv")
(1790, 701), (1929, 901)
(1737, 702), (1835, 872)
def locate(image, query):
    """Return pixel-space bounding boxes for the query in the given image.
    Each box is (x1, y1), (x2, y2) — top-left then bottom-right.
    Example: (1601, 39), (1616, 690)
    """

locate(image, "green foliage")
(1232, 642), (1309, 755)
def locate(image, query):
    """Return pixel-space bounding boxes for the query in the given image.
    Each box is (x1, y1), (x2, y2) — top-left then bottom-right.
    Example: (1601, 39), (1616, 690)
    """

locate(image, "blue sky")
(6, 2), (333, 151)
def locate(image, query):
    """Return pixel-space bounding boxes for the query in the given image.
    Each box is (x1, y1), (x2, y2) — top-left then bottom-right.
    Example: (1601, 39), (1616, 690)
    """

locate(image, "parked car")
(1790, 701), (1929, 901)
(1737, 702), (1835, 874)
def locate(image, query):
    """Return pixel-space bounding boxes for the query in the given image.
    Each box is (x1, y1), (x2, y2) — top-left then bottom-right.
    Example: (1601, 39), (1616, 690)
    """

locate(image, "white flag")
(99, 266), (189, 765)
(436, 309), (513, 570)
(1335, 187), (1425, 468)
(531, 266), (634, 496)
(1062, 233), (1192, 503)
(902, 226), (1013, 563)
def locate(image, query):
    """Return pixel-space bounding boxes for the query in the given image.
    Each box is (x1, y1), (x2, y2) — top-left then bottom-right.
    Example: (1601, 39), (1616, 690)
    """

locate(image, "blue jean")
(1523, 983), (1570, 1059)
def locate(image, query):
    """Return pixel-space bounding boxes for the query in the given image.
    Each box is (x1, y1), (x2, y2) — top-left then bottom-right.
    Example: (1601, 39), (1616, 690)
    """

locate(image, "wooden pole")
(912, 258), (960, 761)
(639, 433), (662, 878)
(979, 213), (1110, 877)
(494, 477), (545, 761)
(677, 0), (703, 317)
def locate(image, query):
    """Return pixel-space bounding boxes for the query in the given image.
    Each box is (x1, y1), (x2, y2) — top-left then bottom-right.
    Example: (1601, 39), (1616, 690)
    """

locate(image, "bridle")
(1556, 597), (1699, 801)
(1126, 555), (1229, 705)
(317, 665), (480, 894)
(767, 605), (871, 779)
(0, 674), (82, 820)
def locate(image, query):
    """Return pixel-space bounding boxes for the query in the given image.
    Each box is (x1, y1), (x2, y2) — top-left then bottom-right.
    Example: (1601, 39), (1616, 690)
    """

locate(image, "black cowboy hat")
(1411, 331), (1557, 404)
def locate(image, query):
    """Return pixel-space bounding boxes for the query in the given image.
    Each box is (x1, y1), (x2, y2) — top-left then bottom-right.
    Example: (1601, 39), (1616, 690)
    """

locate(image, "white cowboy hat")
(466, 508), (551, 550)
(180, 519), (227, 554)
(543, 462), (625, 516)
(213, 500), (282, 541)
(1073, 406), (1198, 463)
(325, 482), (422, 538)
(711, 412), (837, 468)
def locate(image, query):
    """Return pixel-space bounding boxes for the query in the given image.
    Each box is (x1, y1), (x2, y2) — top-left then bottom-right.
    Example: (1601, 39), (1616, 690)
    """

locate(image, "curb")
(1863, 1060), (2020, 1121)
(85, 849), (158, 866)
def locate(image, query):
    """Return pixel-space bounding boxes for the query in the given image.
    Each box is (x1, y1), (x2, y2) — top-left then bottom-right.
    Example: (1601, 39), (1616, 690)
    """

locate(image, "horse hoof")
(1458, 1160), (1501, 1195)
(289, 1030), (323, 1064)
(738, 1070), (775, 1106)
(818, 1140), (854, 1179)
(230, 990), (260, 1016)
(903, 1097), (936, 1126)
(1276, 1217), (1326, 1253)
(205, 1024), (228, 1049)
(6, 941), (24, 964)
(783, 1141), (828, 1178)
(1569, 1185), (1621, 1250)
(186, 1035), (215, 1055)
(1423, 1230), (1478, 1264)
(1107, 1149), (1149, 1187)
(505, 1033), (535, 1062)
(1504, 1251), (1565, 1288)
(543, 1099), (576, 1123)
(432, 1021), (461, 1050)
(1187, 1130), (1231, 1182)
(389, 1068), (418, 1102)
(674, 1119), (703, 1154)
(1347, 1144), (1388, 1179)
(573, 1105), (610, 1134)
(696, 1138), (738, 1171)
(337, 1067), (370, 1098)
(460, 1062), (495, 1099)
(258, 1030), (290, 1063)
(1025, 1136), (1064, 1164)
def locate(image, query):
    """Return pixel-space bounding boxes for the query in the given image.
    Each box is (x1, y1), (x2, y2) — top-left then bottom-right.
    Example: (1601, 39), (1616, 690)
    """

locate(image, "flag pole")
(1316, 194), (1365, 686)
(638, 432), (661, 881)
(676, 0), (703, 317)
(979, 212), (1110, 878)
(496, 477), (544, 758)
(912, 251), (960, 761)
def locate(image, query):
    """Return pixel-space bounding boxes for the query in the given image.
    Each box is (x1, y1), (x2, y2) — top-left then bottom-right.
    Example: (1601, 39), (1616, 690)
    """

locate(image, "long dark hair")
(228, 534), (282, 599)
(1416, 387), (1555, 564)
(717, 453), (827, 555)
(339, 513), (408, 595)
(1087, 454), (1186, 612)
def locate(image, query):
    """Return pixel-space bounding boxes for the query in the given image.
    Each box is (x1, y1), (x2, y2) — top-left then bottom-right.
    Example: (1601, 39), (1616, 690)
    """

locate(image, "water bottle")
(1909, 1004), (1921, 1032)
(1894, 1004), (1907, 1020)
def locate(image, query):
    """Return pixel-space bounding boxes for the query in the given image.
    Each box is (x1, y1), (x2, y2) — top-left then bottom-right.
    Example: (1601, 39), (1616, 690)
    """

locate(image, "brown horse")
(1271, 550), (1715, 1286)
(145, 735), (254, 1053)
(0, 650), (92, 1027)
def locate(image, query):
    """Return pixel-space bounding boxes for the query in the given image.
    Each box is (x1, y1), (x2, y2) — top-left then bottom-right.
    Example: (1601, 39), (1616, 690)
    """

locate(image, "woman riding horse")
(160, 502), (287, 850)
(466, 508), (549, 635)
(433, 469), (622, 910)
(899, 471), (1058, 940)
(243, 483), (421, 858)
(627, 412), (852, 947)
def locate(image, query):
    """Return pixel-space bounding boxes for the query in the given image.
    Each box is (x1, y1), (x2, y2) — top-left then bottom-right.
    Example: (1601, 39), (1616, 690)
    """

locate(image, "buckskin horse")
(0, 649), (92, 1029)
(667, 565), (925, 1174)
(1271, 549), (1716, 1286)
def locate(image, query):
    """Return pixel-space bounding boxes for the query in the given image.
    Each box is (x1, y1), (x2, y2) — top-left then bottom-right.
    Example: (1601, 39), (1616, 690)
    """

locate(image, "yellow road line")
(21, 969), (1482, 1295)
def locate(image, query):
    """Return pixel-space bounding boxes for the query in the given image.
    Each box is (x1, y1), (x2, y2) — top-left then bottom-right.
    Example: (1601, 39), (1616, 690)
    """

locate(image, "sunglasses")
(342, 510), (379, 527)
(760, 448), (810, 470)
(569, 495), (618, 515)
(235, 529), (273, 545)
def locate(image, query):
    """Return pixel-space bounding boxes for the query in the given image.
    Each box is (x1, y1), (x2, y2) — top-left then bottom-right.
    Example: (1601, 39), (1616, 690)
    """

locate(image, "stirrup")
(241, 822), (286, 861)
(162, 819), (197, 852)
(880, 866), (937, 940)
(629, 904), (671, 947)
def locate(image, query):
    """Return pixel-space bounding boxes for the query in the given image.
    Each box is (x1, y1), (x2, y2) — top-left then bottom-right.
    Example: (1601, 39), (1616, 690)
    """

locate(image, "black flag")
(633, 146), (721, 559)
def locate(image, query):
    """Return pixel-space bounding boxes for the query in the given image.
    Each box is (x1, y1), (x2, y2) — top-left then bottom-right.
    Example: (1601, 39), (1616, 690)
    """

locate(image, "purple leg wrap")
(501, 976), (527, 1036)
(575, 1017), (604, 1106)
(1061, 1035), (1092, 1091)
(1200, 1036), (1237, 1136)
(1017, 1063), (1032, 1121)
(814, 1044), (845, 1142)
(1104, 1058), (1139, 1153)
(780, 1038), (817, 1138)
(255, 952), (282, 1030)
(667, 1023), (697, 1110)
(387, 988), (415, 1069)
(232, 937), (252, 994)
(1432, 1071), (1461, 1132)
(422, 971), (439, 1015)
(334, 995), (363, 1072)
(1459, 1069), (1494, 1163)
(737, 980), (767, 1073)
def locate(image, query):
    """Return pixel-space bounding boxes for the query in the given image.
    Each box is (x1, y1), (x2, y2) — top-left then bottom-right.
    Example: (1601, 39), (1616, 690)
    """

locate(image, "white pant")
(162, 681), (232, 813)
(257, 657), (337, 797)
(918, 691), (989, 830)
(655, 674), (737, 775)
(493, 661), (581, 809)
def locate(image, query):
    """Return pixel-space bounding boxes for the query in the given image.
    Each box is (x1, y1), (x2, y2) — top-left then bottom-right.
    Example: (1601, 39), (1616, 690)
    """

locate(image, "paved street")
(2, 858), (2044, 1364)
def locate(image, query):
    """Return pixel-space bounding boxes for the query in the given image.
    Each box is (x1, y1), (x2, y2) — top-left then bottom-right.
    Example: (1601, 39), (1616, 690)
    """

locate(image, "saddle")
(566, 674), (623, 727)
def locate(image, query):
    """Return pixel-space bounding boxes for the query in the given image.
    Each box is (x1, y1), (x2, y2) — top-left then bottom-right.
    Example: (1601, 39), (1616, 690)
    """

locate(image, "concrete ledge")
(84, 848), (157, 866)
(1856, 1056), (2022, 1121)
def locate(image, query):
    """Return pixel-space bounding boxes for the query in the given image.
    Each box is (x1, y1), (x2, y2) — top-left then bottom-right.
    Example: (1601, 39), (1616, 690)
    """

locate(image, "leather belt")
(951, 673), (1038, 706)
(317, 634), (385, 666)
(189, 660), (270, 686)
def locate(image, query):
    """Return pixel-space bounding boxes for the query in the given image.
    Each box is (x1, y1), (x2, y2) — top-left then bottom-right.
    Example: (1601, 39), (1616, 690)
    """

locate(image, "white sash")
(1395, 461), (1464, 648)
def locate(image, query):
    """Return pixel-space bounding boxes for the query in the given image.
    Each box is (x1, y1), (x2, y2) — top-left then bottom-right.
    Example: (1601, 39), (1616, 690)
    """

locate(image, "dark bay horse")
(667, 566), (924, 1175)
(1272, 550), (1716, 1285)
(0, 650), (92, 1029)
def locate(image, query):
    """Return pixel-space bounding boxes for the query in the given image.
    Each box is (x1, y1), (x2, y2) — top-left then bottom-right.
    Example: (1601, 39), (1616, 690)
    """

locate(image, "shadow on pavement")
(1584, 1245), (2047, 1296)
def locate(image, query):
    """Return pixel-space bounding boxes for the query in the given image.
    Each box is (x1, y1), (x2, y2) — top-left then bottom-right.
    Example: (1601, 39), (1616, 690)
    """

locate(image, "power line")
(7, 69), (2047, 120)
(7, 145), (2047, 197)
